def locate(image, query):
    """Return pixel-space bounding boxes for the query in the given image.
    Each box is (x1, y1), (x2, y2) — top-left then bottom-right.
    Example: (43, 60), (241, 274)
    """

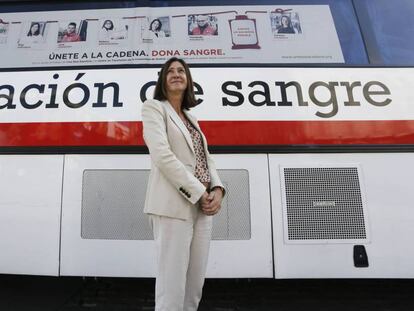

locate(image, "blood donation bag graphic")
(229, 15), (260, 49)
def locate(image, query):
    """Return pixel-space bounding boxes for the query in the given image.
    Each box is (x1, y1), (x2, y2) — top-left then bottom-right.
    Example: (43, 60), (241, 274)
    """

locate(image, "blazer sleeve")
(141, 99), (206, 204)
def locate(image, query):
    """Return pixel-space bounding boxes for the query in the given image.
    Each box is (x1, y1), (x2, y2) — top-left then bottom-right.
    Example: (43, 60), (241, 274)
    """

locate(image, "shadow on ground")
(0, 275), (413, 311)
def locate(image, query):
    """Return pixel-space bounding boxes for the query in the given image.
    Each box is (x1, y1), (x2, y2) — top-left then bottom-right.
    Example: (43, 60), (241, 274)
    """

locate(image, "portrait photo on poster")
(57, 20), (88, 47)
(98, 18), (130, 45)
(142, 16), (171, 43)
(17, 21), (48, 48)
(270, 10), (302, 39)
(188, 14), (218, 39)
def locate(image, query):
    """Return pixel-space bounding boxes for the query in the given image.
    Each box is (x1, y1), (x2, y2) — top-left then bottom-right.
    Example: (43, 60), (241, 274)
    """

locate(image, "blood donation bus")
(0, 0), (414, 279)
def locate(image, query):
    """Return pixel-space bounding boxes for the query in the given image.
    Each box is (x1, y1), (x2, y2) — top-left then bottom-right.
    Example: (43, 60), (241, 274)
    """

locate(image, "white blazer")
(141, 99), (224, 220)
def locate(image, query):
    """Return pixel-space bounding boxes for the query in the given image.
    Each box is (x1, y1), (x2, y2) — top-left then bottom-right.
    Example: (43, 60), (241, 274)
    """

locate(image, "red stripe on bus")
(0, 120), (414, 147)
(200, 120), (414, 145)
(0, 122), (143, 147)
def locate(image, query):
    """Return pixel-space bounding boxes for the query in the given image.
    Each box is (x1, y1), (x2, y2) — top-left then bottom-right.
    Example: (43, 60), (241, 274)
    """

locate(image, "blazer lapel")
(164, 101), (195, 155)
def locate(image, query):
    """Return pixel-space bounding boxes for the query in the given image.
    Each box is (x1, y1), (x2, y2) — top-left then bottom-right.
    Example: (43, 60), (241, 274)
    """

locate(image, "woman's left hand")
(201, 188), (223, 216)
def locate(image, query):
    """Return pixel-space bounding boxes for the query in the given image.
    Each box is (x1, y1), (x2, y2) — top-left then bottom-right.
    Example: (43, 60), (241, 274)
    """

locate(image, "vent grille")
(283, 167), (367, 241)
(81, 170), (152, 240)
(212, 169), (251, 240)
(81, 169), (251, 241)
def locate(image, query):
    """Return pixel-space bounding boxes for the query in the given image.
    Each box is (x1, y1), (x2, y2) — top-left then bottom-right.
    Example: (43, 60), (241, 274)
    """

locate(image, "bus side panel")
(60, 155), (155, 277)
(60, 154), (273, 278)
(270, 153), (414, 278)
(0, 155), (63, 276)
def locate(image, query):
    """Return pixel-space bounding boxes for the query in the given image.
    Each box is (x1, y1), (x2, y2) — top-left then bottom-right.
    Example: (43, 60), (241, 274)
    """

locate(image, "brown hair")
(153, 57), (197, 110)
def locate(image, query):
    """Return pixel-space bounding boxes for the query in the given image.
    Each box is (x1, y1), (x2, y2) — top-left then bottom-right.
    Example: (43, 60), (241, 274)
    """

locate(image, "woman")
(141, 57), (225, 311)
(149, 18), (165, 38)
(27, 22), (41, 37)
(18, 22), (42, 45)
(99, 19), (128, 42)
(99, 19), (126, 41)
(99, 20), (114, 41)
(278, 15), (296, 34)
(102, 19), (114, 31)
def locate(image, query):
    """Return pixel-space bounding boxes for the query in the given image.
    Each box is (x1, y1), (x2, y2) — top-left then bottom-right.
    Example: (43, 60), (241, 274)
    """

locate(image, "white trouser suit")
(142, 99), (225, 310)
(150, 205), (212, 311)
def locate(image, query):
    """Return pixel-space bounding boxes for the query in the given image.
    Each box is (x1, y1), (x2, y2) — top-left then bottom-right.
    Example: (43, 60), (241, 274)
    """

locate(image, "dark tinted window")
(354, 0), (414, 65)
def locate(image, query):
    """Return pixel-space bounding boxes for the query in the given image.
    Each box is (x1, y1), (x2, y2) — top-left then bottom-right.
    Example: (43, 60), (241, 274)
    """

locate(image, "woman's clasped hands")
(199, 188), (223, 216)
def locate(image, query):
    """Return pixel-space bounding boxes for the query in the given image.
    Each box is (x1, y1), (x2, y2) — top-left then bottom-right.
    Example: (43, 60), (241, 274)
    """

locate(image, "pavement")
(1, 275), (414, 311)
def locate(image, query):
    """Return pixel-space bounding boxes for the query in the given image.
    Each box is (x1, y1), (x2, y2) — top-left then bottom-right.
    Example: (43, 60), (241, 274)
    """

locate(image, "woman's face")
(31, 23), (39, 34)
(281, 16), (289, 27)
(151, 20), (160, 31)
(165, 61), (188, 95)
(104, 21), (112, 29)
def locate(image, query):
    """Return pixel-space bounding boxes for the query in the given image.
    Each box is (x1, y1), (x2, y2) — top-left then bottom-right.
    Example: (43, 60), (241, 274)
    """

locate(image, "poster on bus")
(0, 5), (344, 67)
